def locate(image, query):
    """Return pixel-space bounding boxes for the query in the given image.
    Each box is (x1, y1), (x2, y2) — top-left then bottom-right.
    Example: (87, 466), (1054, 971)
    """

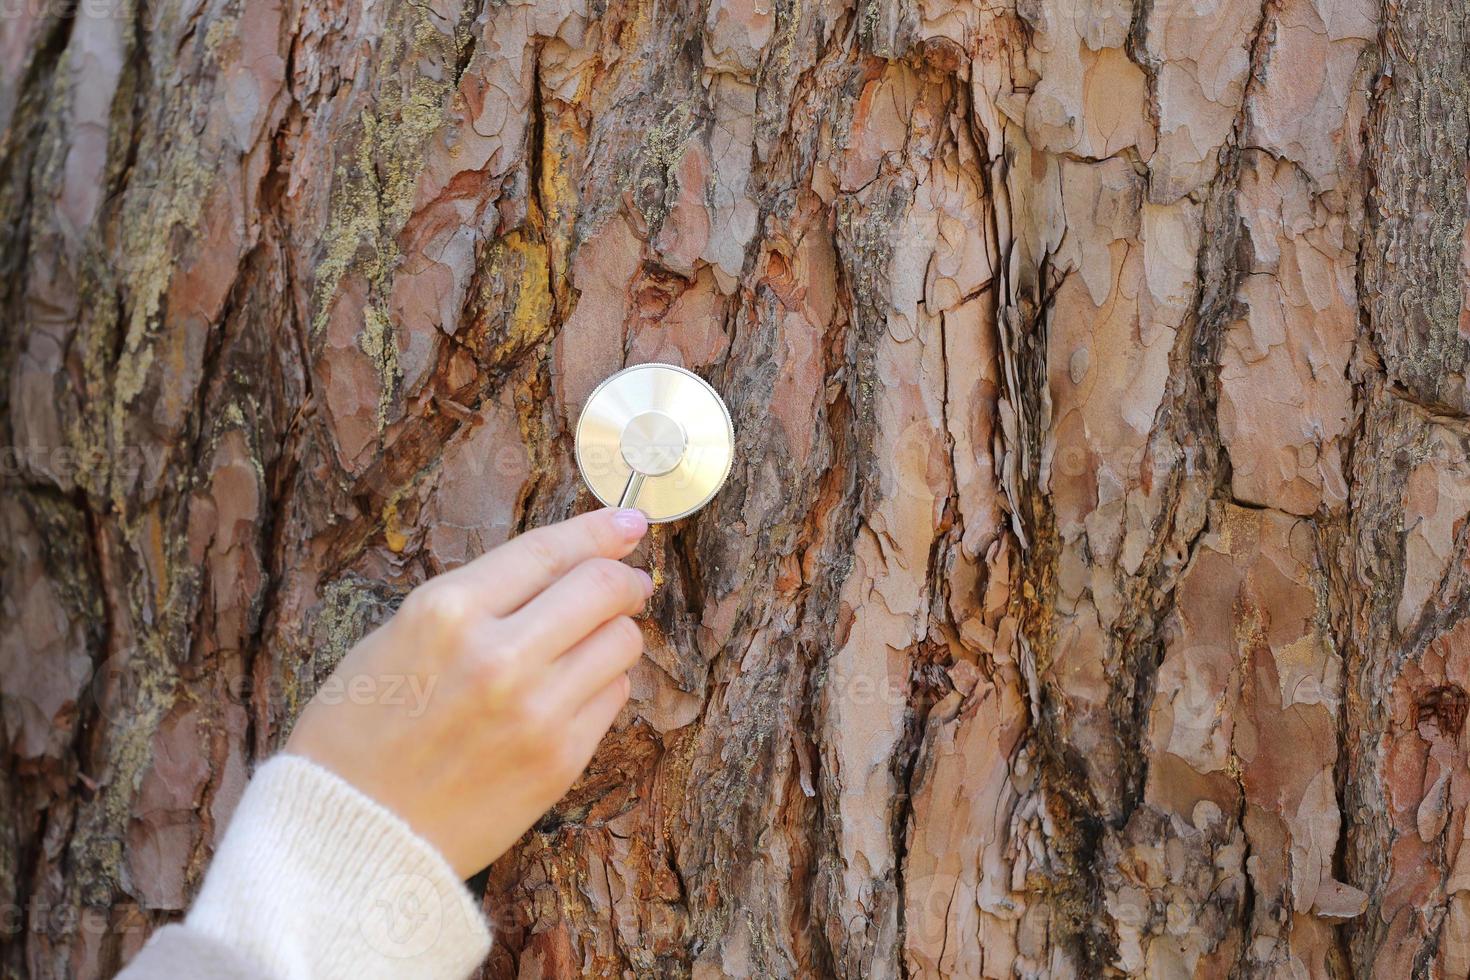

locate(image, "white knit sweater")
(118, 754), (492, 979)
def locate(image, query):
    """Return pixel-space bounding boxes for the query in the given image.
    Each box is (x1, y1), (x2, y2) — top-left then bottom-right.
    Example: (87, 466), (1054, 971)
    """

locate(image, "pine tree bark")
(1, 0), (1467, 976)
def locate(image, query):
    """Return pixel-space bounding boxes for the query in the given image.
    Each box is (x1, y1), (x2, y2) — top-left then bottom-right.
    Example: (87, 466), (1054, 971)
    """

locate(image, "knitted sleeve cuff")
(183, 754), (491, 980)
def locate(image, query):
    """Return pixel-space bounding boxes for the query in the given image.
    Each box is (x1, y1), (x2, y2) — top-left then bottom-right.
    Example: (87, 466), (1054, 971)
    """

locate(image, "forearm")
(118, 755), (491, 980)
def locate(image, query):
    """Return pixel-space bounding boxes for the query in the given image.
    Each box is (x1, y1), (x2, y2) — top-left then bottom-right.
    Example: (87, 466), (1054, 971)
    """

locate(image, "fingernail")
(637, 569), (654, 595)
(613, 507), (648, 538)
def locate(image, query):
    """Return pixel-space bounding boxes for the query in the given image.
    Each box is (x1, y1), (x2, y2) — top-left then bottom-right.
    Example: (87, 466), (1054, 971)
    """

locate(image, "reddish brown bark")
(1, 0), (1467, 976)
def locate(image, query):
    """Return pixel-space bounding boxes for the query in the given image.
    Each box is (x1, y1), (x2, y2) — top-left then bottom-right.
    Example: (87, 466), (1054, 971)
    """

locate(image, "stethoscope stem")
(618, 471), (646, 509)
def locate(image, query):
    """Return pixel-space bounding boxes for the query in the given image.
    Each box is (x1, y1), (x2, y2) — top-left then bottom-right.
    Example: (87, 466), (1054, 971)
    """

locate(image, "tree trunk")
(2, 0), (1467, 975)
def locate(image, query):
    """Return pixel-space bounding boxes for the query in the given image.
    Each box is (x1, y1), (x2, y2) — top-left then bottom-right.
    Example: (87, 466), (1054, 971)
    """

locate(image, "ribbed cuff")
(185, 754), (491, 980)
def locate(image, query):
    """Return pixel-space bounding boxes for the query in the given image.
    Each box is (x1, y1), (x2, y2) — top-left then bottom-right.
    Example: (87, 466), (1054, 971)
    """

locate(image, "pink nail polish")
(638, 569), (654, 595)
(613, 507), (648, 538)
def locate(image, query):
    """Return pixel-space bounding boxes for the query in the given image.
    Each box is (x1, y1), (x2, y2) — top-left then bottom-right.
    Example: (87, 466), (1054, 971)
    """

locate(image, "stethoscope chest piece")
(575, 363), (734, 523)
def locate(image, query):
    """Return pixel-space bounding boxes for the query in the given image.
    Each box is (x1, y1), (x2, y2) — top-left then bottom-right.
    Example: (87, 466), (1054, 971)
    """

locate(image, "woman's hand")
(284, 507), (652, 878)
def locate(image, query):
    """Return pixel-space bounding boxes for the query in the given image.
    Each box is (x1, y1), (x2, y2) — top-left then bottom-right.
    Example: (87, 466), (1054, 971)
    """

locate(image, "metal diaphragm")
(574, 363), (734, 523)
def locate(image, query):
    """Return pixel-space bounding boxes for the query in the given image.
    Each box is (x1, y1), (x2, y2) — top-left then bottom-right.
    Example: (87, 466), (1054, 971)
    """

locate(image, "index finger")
(446, 508), (649, 616)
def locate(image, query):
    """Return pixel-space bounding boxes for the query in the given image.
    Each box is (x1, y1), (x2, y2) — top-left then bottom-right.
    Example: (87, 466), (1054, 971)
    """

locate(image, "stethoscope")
(574, 363), (734, 522)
